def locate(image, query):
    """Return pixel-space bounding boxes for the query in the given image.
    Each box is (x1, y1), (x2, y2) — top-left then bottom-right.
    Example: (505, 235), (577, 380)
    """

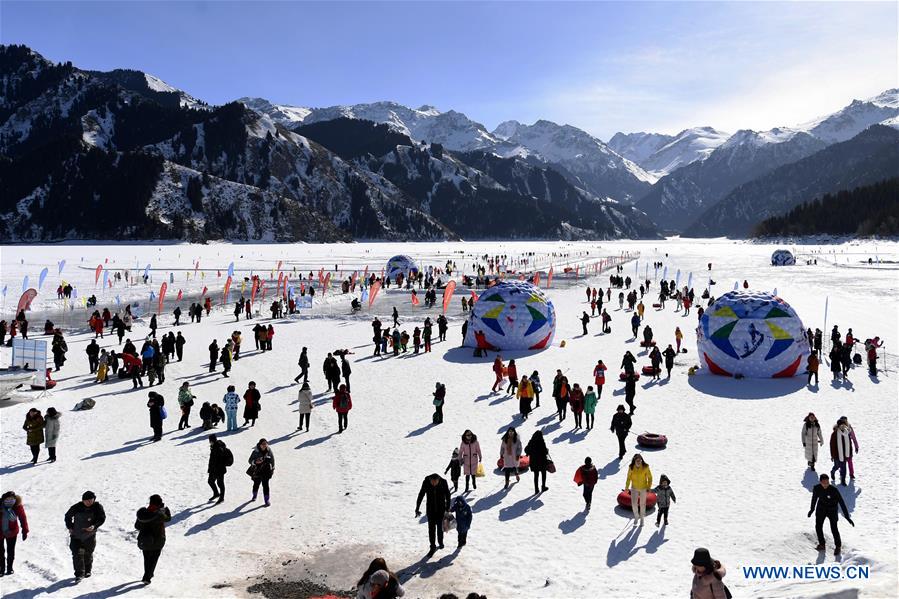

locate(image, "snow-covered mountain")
(240, 98), (499, 151)
(488, 119), (655, 200)
(608, 127), (730, 177)
(800, 88), (898, 144)
(240, 99), (655, 203)
(637, 90), (899, 233)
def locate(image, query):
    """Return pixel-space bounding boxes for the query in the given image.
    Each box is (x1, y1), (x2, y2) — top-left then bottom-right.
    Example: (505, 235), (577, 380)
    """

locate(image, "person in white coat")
(499, 427), (522, 490)
(296, 382), (313, 431)
(802, 412), (824, 470)
(44, 407), (61, 463)
(829, 421), (853, 486)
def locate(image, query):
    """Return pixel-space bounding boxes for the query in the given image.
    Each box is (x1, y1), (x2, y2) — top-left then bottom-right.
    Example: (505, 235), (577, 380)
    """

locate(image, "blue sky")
(2, 1), (895, 139)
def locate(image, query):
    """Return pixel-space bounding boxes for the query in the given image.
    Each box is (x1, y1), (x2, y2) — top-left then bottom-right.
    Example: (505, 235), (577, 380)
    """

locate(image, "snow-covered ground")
(1, 239), (897, 599)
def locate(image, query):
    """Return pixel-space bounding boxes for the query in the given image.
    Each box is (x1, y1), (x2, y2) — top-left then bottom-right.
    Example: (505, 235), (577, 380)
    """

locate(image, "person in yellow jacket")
(636, 301), (645, 321)
(675, 326), (684, 353)
(625, 454), (653, 526)
(517, 375), (534, 420)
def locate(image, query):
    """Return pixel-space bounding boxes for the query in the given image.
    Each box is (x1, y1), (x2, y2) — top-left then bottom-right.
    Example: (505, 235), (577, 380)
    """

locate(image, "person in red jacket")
(505, 359), (519, 395)
(593, 360), (607, 398)
(573, 457), (598, 511)
(491, 356), (505, 393)
(1, 491), (29, 575)
(569, 383), (585, 429)
(333, 384), (352, 433)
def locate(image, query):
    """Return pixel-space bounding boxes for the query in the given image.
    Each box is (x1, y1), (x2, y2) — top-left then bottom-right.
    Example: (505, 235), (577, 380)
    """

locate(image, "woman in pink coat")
(458, 430), (482, 492)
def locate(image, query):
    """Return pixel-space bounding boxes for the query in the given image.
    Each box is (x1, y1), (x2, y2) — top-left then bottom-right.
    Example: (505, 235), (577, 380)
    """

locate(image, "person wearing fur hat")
(43, 408), (61, 463)
(1, 491), (28, 576)
(802, 413), (824, 470)
(134, 494), (171, 585)
(690, 548), (729, 599)
(22, 408), (44, 464)
(652, 475), (676, 527)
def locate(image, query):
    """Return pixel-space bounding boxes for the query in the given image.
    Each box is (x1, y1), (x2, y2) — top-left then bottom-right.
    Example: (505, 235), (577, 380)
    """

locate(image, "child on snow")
(445, 448), (461, 491)
(450, 496), (472, 548)
(574, 457), (599, 511)
(652, 474), (676, 526)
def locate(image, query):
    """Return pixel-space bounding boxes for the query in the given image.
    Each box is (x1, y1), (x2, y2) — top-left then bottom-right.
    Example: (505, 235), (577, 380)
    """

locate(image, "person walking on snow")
(491, 356), (505, 393)
(459, 430), (482, 492)
(415, 473), (451, 556)
(593, 360), (607, 398)
(610, 405), (631, 459)
(295, 347), (310, 384)
(581, 311), (590, 335)
(65, 491), (106, 580)
(573, 457), (598, 511)
(838, 416), (860, 479)
(802, 412), (824, 470)
(809, 473), (853, 554)
(248, 439), (275, 506)
(444, 448), (461, 492)
(223, 386), (241, 431)
(662, 344), (676, 378)
(524, 431), (550, 495)
(517, 375), (534, 420)
(829, 420), (853, 485)
(625, 454), (653, 526)
(675, 326), (683, 352)
(499, 427), (523, 490)
(432, 382), (446, 424)
(569, 383), (585, 429)
(333, 384), (352, 433)
(242, 382), (261, 427)
(505, 359), (519, 395)
(583, 386), (597, 430)
(177, 382), (195, 430)
(296, 382), (313, 431)
(806, 352), (820, 386)
(23, 408), (44, 464)
(0, 491), (28, 576)
(450, 496), (472, 548)
(652, 475), (676, 526)
(690, 548), (729, 599)
(147, 392), (165, 442)
(207, 434), (231, 503)
(133, 494), (171, 585)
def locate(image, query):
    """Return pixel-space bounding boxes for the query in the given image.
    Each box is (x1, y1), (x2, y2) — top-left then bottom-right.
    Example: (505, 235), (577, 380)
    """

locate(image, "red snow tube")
(636, 432), (667, 448)
(497, 455), (530, 472)
(652, 303), (662, 308)
(641, 365), (660, 376)
(619, 372), (641, 381)
(639, 340), (657, 348)
(617, 490), (657, 510)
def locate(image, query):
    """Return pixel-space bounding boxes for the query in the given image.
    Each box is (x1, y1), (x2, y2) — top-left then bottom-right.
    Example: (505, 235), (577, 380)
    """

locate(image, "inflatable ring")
(641, 365), (661, 376)
(619, 372), (641, 381)
(639, 340), (657, 348)
(636, 432), (668, 448)
(617, 490), (658, 510)
(497, 455), (530, 473)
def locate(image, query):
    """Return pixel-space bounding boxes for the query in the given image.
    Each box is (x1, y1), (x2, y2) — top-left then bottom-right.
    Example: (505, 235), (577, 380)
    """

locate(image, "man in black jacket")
(809, 474), (854, 554)
(208, 434), (231, 503)
(134, 494), (171, 585)
(64, 491), (106, 580)
(610, 405), (632, 460)
(208, 340), (218, 373)
(415, 473), (451, 555)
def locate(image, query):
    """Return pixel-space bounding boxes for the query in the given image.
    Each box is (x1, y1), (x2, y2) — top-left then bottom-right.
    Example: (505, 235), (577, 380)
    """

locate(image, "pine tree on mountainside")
(752, 179), (899, 237)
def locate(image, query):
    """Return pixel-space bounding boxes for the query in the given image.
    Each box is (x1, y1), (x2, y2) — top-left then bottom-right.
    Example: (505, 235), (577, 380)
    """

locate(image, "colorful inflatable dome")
(385, 255), (419, 282)
(464, 281), (556, 351)
(696, 290), (809, 378)
(771, 249), (795, 266)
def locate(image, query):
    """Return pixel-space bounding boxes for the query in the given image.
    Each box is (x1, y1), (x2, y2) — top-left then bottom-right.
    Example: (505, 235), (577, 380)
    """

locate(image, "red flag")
(223, 276), (233, 305)
(176, 289), (183, 301)
(547, 267), (554, 288)
(318, 268), (324, 285)
(411, 290), (420, 306)
(282, 274), (289, 298)
(442, 280), (456, 314)
(350, 271), (357, 291)
(276, 260), (283, 272)
(322, 272), (331, 296)
(104, 257), (108, 264)
(201, 286), (208, 296)
(94, 264), (103, 285)
(363, 265), (369, 280)
(470, 290), (478, 302)
(194, 261), (200, 276)
(368, 281), (382, 307)
(277, 272), (283, 291)
(17, 288), (37, 313)
(533, 272), (541, 287)
(158, 282), (167, 314)
(250, 278), (260, 305)
(217, 270), (221, 278)
(108, 279), (113, 288)
(575, 265), (579, 280)
(261, 284), (267, 301)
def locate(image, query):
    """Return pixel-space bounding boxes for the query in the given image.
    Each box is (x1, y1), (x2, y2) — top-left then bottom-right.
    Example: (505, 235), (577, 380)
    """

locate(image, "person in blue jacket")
(450, 496), (472, 548)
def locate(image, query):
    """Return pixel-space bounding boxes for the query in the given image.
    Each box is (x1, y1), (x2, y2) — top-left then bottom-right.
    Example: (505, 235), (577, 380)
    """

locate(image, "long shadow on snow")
(801, 469), (819, 491)
(177, 427), (244, 446)
(442, 347), (547, 365)
(498, 496), (544, 521)
(841, 481), (861, 514)
(597, 458), (621, 480)
(471, 487), (507, 514)
(606, 525), (644, 567)
(558, 510), (587, 534)
(296, 431), (339, 449)
(687, 372), (806, 400)
(552, 429), (589, 444)
(84, 432), (176, 459)
(168, 501), (218, 527)
(0, 462), (39, 475)
(3, 578), (81, 599)
(395, 547), (460, 583)
(71, 581), (148, 599)
(407, 422), (439, 438)
(185, 500), (264, 535)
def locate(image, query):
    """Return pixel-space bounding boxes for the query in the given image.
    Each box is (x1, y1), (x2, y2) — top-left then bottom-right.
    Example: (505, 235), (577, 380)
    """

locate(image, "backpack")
(222, 446), (234, 467)
(338, 392), (350, 410)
